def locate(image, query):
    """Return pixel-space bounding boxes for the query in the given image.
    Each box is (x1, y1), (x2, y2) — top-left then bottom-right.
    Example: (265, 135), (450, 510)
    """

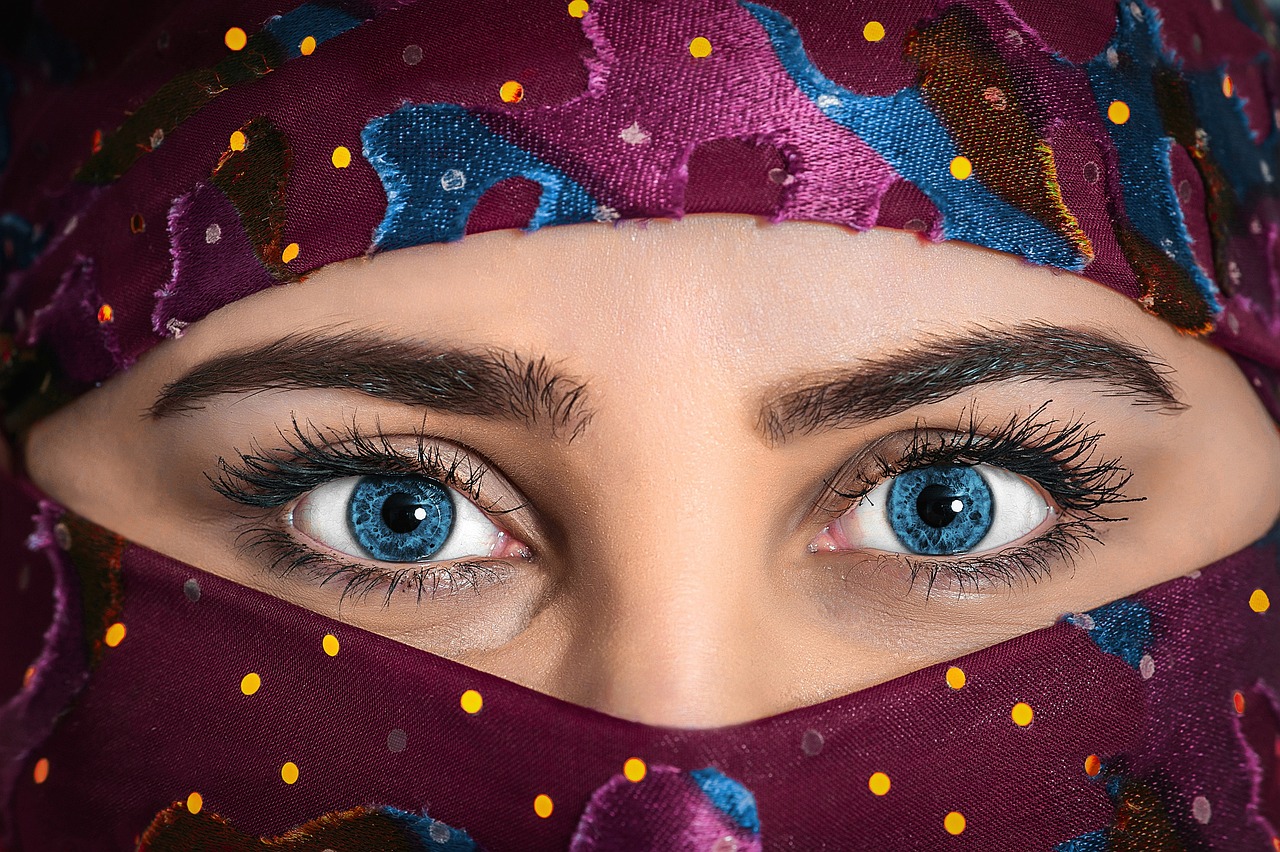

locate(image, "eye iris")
(887, 465), (993, 555)
(348, 475), (454, 561)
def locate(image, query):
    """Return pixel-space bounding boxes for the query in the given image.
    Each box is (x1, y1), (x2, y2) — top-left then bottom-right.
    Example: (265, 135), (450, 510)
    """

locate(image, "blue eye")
(348, 475), (454, 561)
(886, 465), (993, 555)
(291, 474), (504, 564)
(832, 463), (1056, 557)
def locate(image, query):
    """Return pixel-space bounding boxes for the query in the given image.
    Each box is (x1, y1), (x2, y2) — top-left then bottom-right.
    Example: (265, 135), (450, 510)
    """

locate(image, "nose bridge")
(553, 407), (794, 727)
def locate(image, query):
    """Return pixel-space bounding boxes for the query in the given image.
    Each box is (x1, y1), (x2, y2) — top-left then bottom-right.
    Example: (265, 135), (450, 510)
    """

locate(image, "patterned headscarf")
(2, 0), (1280, 417)
(1, 1), (1278, 849)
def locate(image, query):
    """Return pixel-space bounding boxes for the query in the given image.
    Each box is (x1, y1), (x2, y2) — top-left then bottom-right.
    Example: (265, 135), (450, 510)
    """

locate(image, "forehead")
(212, 216), (1131, 347)
(203, 214), (1140, 380)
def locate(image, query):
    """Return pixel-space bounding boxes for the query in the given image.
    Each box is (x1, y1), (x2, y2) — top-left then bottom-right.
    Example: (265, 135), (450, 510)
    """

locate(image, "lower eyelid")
(235, 516), (518, 605)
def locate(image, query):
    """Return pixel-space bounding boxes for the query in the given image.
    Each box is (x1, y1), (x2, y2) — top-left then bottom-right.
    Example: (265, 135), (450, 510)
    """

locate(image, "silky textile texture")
(1, 0), (1280, 418)
(0, 473), (1276, 850)
(3, 1), (1280, 850)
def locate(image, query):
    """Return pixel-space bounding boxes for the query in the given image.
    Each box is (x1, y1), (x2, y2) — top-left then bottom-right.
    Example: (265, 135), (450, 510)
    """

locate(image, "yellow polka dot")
(322, 633), (340, 656)
(863, 21), (886, 42)
(689, 36), (713, 58)
(97, 304), (114, 324)
(224, 27), (248, 51)
(104, 622), (126, 647)
(299, 36), (316, 56)
(945, 811), (966, 835)
(868, 771), (891, 796)
(950, 155), (973, 180)
(534, 793), (554, 818)
(281, 761), (299, 784)
(623, 757), (647, 782)
(1223, 73), (1234, 98)
(32, 758), (48, 784)
(281, 242), (300, 264)
(240, 672), (261, 696)
(1011, 701), (1034, 727)
(22, 665), (36, 688)
(945, 666), (966, 689)
(229, 130), (247, 151)
(568, 0), (589, 16)
(1108, 100), (1131, 124)
(1250, 588), (1270, 613)
(500, 80), (524, 103)
(186, 791), (203, 814)
(1084, 754), (1102, 776)
(331, 146), (352, 169)
(460, 689), (483, 714)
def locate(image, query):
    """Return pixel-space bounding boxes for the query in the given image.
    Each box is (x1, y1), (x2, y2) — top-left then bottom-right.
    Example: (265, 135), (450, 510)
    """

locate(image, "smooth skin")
(22, 214), (1280, 727)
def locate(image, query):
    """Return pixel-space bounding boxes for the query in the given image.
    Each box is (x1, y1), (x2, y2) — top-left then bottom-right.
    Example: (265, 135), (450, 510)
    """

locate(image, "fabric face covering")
(1, 0), (1280, 849)
(1, 468), (1277, 850)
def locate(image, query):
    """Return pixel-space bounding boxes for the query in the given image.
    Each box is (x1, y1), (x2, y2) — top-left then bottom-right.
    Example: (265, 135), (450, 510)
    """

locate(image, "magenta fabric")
(4, 1), (1280, 850)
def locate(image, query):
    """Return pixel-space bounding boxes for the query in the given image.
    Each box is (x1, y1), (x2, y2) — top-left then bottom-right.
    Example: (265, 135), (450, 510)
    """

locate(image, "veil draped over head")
(1, 1), (1279, 849)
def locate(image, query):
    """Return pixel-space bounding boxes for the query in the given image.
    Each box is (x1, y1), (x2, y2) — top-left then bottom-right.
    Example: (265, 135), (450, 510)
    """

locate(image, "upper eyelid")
(210, 414), (531, 519)
(815, 401), (1136, 519)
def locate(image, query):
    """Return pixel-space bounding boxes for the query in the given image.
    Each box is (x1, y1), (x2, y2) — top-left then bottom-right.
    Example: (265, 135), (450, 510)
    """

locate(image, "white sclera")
(839, 463), (1054, 555)
(292, 476), (502, 562)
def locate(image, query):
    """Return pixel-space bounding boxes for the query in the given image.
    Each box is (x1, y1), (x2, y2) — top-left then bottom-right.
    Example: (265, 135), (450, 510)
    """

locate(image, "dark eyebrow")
(759, 323), (1186, 443)
(148, 330), (595, 441)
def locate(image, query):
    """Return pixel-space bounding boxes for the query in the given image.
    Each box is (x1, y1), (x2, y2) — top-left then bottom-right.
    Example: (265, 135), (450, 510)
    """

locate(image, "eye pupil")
(916, 485), (965, 527)
(888, 465), (994, 555)
(381, 492), (429, 533)
(349, 475), (454, 561)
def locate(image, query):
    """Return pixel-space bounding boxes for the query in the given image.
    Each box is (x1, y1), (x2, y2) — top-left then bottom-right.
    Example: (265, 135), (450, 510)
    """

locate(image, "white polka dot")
(619, 122), (650, 145)
(1139, 654), (1155, 679)
(1192, 795), (1211, 823)
(387, 728), (408, 753)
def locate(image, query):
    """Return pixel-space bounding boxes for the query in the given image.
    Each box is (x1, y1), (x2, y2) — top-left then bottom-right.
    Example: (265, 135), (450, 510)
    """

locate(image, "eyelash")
(209, 413), (525, 606)
(817, 399), (1140, 596)
(210, 400), (1139, 607)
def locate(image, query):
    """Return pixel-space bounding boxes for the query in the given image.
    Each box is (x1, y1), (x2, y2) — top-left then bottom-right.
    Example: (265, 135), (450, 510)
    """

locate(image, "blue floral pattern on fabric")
(362, 104), (600, 249)
(690, 767), (761, 833)
(741, 1), (1087, 271)
(1069, 598), (1153, 669)
(262, 4), (362, 60)
(1084, 0), (1222, 312)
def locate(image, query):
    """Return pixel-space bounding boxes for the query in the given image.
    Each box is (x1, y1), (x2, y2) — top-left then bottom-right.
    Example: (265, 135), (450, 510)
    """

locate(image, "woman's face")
(22, 214), (1280, 727)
